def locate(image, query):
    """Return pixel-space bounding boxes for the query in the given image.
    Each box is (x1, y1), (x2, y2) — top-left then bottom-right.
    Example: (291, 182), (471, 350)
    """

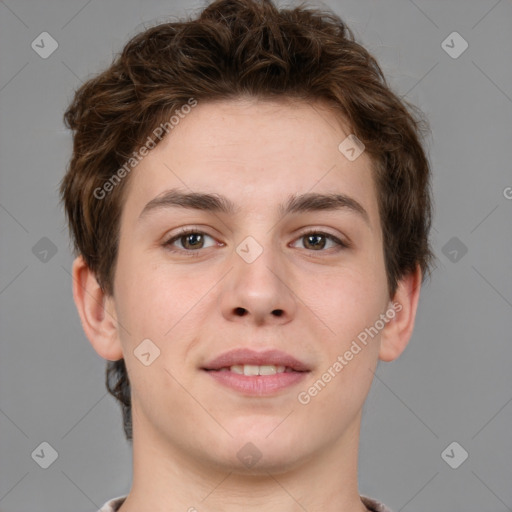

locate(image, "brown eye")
(164, 230), (216, 253)
(180, 232), (204, 250)
(292, 231), (348, 251)
(303, 233), (327, 250)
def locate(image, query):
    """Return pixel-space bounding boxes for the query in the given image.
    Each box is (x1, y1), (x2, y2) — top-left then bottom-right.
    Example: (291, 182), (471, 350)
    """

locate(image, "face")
(108, 98), (391, 472)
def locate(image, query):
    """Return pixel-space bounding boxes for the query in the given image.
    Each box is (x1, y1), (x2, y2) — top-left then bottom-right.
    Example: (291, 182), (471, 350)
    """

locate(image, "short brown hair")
(60, 0), (435, 441)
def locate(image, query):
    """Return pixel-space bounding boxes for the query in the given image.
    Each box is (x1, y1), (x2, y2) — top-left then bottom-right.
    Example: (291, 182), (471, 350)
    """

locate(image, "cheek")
(314, 265), (388, 345)
(114, 248), (211, 343)
(113, 248), (170, 338)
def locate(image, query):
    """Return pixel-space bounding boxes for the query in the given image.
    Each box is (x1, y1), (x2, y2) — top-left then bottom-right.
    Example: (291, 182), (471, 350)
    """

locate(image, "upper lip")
(202, 348), (310, 372)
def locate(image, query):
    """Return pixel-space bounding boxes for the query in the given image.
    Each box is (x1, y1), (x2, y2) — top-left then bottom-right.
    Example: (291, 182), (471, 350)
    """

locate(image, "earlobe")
(71, 255), (124, 361)
(378, 265), (422, 362)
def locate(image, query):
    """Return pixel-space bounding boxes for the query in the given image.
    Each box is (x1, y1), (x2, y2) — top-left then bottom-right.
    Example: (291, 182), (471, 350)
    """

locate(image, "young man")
(60, 0), (434, 510)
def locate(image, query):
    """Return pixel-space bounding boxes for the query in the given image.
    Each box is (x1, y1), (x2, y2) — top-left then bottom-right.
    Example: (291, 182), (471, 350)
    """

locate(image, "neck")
(118, 409), (369, 512)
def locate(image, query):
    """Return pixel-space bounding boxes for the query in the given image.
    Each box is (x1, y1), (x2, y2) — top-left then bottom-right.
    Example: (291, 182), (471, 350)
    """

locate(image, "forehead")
(121, 98), (379, 226)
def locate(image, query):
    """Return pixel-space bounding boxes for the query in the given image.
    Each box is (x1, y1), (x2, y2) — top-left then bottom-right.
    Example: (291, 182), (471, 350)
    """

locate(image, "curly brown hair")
(60, 0), (435, 441)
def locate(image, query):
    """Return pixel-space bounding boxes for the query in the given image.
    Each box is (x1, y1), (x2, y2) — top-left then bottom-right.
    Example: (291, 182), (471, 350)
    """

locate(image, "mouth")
(202, 348), (310, 372)
(201, 348), (310, 395)
(206, 364), (303, 375)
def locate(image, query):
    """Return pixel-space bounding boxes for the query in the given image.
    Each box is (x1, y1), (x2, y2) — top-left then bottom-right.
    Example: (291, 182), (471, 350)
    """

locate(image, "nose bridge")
(234, 231), (286, 295)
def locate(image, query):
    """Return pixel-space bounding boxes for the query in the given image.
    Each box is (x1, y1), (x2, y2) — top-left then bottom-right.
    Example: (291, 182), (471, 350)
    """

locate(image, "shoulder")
(98, 494), (391, 512)
(97, 495), (127, 512)
(360, 494), (395, 512)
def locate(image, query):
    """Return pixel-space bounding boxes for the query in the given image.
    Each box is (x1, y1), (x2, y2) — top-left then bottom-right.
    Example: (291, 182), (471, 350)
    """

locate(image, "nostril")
(234, 307), (247, 316)
(272, 309), (284, 317)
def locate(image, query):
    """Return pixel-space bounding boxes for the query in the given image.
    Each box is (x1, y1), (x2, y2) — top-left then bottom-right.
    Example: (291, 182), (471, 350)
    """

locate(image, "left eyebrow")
(137, 189), (370, 227)
(281, 192), (370, 227)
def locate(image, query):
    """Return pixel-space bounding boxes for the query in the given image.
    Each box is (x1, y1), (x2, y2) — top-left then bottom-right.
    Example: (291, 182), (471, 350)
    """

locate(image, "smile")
(216, 364), (294, 375)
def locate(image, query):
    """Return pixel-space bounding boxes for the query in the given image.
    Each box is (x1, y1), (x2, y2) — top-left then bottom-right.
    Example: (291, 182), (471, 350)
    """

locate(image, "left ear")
(379, 264), (422, 362)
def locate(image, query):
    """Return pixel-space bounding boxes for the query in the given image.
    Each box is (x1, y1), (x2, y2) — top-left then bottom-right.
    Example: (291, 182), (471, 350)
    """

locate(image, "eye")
(291, 230), (348, 251)
(162, 228), (349, 256)
(163, 229), (217, 254)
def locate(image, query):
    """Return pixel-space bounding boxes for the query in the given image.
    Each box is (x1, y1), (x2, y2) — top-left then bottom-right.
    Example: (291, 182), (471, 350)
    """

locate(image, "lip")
(201, 348), (310, 372)
(205, 370), (308, 395)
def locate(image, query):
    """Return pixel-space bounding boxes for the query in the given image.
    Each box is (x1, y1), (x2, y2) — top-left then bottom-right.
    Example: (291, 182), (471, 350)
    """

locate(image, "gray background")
(0, 0), (511, 511)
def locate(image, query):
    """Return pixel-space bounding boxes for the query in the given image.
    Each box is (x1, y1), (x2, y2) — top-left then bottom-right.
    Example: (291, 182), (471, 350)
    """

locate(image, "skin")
(72, 98), (421, 512)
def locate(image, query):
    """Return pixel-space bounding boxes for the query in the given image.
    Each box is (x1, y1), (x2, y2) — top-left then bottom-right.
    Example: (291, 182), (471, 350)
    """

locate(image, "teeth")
(244, 364), (260, 376)
(259, 365), (280, 375)
(227, 364), (286, 375)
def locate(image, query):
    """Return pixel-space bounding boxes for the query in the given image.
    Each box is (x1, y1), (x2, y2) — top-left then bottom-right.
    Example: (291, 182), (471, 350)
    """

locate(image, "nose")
(220, 239), (297, 326)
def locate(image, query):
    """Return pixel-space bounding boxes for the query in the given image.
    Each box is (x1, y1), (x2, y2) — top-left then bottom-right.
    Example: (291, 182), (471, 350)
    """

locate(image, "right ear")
(71, 255), (124, 361)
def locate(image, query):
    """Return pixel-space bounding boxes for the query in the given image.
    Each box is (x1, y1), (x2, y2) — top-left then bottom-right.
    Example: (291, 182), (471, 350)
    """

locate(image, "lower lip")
(204, 370), (309, 395)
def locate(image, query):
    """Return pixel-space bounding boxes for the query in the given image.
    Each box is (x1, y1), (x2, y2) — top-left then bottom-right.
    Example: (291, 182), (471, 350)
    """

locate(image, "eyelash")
(162, 228), (349, 257)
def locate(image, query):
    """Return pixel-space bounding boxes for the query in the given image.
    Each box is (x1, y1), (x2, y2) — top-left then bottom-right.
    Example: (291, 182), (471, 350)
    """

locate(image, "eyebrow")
(138, 188), (370, 226)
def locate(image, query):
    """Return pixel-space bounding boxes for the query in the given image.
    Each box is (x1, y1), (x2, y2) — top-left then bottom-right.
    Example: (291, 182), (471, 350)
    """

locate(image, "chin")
(214, 447), (310, 476)
(220, 428), (310, 474)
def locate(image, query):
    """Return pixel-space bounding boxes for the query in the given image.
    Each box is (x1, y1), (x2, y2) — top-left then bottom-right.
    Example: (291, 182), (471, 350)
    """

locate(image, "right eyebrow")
(138, 189), (240, 222)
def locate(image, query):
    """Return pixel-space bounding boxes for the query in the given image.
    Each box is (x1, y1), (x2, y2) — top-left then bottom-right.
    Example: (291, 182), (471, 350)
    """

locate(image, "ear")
(379, 264), (422, 362)
(71, 255), (124, 361)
